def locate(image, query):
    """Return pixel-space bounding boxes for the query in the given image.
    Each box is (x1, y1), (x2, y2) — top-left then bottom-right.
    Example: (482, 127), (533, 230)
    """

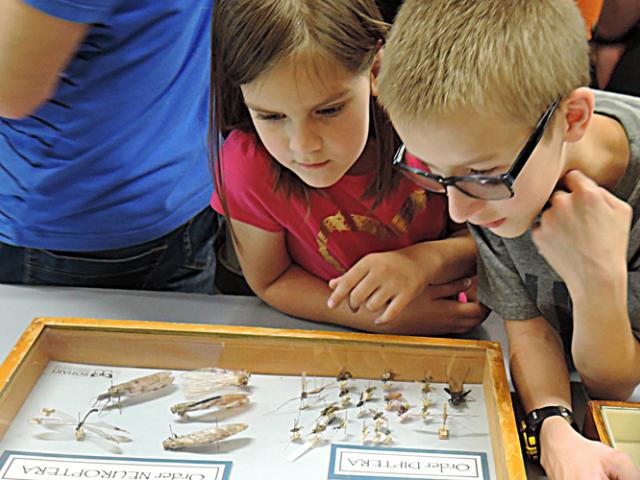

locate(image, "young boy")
(377, 1), (640, 478)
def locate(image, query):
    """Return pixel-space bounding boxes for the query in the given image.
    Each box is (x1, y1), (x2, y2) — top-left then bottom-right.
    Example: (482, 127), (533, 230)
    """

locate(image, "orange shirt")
(576, 0), (604, 37)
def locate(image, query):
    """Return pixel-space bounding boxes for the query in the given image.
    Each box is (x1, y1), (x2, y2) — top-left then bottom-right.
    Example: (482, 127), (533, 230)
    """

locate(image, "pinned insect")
(290, 417), (303, 442)
(356, 385), (376, 407)
(31, 407), (130, 445)
(397, 402), (415, 422)
(417, 374), (434, 394)
(310, 412), (336, 436)
(339, 384), (350, 397)
(445, 367), (471, 406)
(96, 371), (174, 406)
(421, 394), (432, 419)
(336, 368), (353, 383)
(170, 393), (249, 419)
(381, 370), (396, 391)
(181, 368), (250, 400)
(320, 402), (340, 417)
(384, 393), (404, 412)
(332, 411), (349, 439)
(162, 422), (248, 450)
(361, 421), (370, 443)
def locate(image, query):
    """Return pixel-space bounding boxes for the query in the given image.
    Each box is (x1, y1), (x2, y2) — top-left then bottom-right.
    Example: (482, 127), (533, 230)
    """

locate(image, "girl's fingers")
(365, 287), (394, 313)
(347, 273), (380, 312)
(374, 295), (409, 325)
(327, 271), (364, 309)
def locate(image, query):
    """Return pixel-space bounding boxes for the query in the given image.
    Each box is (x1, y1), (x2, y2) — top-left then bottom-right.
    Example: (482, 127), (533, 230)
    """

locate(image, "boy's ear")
(370, 47), (383, 96)
(561, 87), (595, 143)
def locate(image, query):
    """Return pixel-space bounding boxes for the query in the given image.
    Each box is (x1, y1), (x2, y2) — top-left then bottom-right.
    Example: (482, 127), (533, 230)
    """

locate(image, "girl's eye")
(256, 113), (284, 121)
(317, 104), (345, 117)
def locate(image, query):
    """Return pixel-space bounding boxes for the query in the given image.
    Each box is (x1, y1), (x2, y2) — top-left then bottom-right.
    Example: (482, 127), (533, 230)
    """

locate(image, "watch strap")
(520, 405), (579, 462)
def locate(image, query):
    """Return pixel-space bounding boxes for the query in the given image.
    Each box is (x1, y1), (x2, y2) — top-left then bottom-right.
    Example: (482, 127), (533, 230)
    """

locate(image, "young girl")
(210, 0), (487, 335)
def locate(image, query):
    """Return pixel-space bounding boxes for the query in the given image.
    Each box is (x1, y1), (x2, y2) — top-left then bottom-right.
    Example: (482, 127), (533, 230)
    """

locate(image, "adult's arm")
(0, 0), (87, 118)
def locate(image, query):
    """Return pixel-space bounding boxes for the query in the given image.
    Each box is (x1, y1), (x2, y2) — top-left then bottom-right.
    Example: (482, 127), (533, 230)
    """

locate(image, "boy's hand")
(540, 416), (640, 480)
(327, 249), (432, 324)
(531, 169), (631, 292)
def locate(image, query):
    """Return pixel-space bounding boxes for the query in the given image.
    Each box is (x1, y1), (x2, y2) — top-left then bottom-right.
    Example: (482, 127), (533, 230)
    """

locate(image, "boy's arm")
(571, 274), (640, 399)
(532, 170), (640, 399)
(507, 317), (639, 479)
(0, 0), (87, 118)
(230, 218), (485, 335)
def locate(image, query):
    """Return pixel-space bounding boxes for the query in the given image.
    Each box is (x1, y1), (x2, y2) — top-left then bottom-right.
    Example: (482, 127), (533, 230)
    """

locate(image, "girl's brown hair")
(210, 0), (400, 229)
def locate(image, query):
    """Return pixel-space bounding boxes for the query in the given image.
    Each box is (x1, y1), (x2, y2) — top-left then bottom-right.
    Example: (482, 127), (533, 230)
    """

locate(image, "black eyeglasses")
(392, 100), (560, 200)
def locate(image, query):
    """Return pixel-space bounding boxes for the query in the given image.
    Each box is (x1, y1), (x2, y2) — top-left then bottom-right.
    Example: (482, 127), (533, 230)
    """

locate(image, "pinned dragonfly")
(31, 407), (130, 446)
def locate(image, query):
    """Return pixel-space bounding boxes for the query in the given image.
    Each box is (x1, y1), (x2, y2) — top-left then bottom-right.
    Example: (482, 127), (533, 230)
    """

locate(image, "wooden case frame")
(0, 317), (525, 479)
(585, 400), (640, 444)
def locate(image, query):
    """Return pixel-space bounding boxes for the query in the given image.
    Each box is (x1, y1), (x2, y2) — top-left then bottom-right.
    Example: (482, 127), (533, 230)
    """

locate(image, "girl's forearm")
(400, 232), (477, 286)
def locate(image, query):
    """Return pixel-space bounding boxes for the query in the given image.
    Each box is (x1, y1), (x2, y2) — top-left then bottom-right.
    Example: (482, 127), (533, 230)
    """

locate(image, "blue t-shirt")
(0, 0), (213, 251)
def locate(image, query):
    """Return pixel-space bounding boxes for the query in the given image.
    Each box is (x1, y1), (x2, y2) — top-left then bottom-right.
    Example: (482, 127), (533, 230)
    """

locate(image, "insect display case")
(0, 317), (525, 480)
(585, 400), (640, 469)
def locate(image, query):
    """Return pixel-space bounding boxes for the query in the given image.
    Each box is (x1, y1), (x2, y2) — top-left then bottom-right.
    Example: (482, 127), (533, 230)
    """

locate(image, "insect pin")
(162, 422), (248, 451)
(170, 393), (249, 419)
(31, 407), (130, 445)
(439, 403), (450, 440)
(96, 371), (174, 407)
(181, 368), (250, 399)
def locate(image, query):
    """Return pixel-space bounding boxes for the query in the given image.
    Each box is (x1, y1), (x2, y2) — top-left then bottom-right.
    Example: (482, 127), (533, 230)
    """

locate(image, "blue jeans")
(0, 208), (220, 294)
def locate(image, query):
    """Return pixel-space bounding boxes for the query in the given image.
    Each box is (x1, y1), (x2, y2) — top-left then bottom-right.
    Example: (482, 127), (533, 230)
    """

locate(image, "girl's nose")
(289, 121), (322, 154)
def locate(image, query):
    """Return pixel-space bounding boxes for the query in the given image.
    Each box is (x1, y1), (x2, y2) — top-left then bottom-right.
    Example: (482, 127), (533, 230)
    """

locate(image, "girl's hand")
(327, 249), (469, 325)
(531, 170), (631, 294)
(540, 417), (640, 480)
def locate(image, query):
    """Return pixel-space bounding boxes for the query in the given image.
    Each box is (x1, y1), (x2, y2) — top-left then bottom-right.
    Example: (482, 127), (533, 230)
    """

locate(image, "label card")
(0, 452), (232, 480)
(328, 444), (490, 480)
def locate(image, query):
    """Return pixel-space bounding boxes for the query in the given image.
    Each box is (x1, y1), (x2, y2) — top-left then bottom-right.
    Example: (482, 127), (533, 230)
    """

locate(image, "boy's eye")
(317, 104), (345, 116)
(468, 167), (499, 176)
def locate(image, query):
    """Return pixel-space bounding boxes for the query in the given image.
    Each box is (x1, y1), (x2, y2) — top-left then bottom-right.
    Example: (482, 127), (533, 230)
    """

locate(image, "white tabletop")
(0, 284), (636, 479)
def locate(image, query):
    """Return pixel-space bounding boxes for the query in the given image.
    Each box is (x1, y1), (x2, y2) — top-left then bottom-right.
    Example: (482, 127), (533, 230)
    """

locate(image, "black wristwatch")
(520, 405), (579, 462)
(591, 21), (640, 45)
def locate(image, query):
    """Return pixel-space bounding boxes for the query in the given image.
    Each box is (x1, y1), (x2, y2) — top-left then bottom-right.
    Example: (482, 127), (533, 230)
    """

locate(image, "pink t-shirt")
(211, 130), (449, 281)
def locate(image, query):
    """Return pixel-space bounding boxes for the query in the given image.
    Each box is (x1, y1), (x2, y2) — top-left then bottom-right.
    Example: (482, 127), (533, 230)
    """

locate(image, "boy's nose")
(289, 122), (322, 154)
(447, 186), (484, 223)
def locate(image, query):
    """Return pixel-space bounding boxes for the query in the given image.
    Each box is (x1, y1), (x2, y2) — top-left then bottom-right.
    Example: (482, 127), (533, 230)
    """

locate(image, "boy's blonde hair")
(378, 0), (591, 125)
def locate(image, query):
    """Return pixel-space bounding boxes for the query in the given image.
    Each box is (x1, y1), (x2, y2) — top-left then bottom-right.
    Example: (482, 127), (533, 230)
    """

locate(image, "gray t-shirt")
(470, 90), (640, 348)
